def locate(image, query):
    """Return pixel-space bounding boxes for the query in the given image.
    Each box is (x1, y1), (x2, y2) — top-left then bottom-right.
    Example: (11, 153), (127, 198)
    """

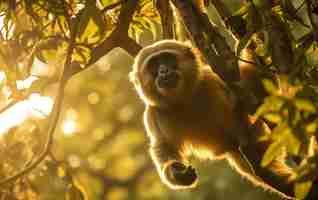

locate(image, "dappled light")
(0, 71), (5, 82)
(0, 93), (53, 135)
(0, 100), (28, 135)
(16, 76), (38, 90)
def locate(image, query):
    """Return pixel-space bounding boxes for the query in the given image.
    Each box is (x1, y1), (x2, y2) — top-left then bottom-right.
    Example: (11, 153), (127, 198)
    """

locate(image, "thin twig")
(0, 15), (79, 187)
(296, 0), (306, 13)
(237, 56), (258, 66)
(0, 97), (27, 114)
(101, 0), (126, 13)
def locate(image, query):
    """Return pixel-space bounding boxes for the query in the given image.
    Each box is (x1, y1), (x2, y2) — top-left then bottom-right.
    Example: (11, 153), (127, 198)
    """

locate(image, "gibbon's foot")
(164, 161), (198, 188)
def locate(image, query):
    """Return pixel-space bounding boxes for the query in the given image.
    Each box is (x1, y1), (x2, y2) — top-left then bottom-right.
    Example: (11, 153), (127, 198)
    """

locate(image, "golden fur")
(130, 40), (295, 199)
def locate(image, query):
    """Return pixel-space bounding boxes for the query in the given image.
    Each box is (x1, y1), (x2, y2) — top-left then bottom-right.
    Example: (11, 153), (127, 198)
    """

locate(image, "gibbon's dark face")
(130, 40), (200, 107)
(147, 52), (180, 90)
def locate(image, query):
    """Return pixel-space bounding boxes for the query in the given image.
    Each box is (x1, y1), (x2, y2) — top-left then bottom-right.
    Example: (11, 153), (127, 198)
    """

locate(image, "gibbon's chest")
(156, 100), (237, 157)
(157, 87), (235, 141)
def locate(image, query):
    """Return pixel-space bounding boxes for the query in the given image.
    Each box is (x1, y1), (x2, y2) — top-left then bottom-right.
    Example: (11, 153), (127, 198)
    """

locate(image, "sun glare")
(0, 14), (14, 38)
(17, 76), (38, 90)
(0, 93), (54, 136)
(27, 93), (54, 118)
(0, 101), (29, 134)
(0, 71), (6, 82)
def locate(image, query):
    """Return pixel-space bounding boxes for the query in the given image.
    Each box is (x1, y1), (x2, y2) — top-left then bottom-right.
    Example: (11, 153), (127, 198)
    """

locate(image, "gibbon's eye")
(147, 52), (178, 77)
(157, 52), (178, 70)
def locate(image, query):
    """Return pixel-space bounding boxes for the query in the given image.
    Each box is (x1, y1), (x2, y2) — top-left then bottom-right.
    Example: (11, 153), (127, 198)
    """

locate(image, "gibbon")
(129, 40), (294, 199)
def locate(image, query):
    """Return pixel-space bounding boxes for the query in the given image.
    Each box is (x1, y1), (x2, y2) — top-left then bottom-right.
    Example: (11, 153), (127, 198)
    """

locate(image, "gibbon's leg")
(244, 119), (295, 198)
(227, 150), (294, 200)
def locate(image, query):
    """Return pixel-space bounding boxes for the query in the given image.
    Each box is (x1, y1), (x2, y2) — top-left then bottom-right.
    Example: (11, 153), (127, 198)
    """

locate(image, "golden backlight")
(0, 94), (54, 135)
(0, 74), (54, 135)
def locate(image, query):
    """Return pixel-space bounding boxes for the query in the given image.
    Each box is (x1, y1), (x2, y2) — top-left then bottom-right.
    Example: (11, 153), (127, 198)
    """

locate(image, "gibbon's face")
(130, 40), (200, 107)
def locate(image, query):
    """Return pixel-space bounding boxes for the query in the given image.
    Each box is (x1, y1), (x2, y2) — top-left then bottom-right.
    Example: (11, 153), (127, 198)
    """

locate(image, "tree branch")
(210, 0), (231, 23)
(71, 0), (141, 77)
(171, 0), (240, 83)
(155, 0), (174, 39)
(0, 14), (79, 187)
(0, 97), (27, 115)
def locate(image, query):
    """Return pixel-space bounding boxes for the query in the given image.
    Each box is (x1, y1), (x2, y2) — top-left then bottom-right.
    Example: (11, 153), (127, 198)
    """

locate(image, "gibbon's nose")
(157, 65), (179, 89)
(158, 64), (170, 76)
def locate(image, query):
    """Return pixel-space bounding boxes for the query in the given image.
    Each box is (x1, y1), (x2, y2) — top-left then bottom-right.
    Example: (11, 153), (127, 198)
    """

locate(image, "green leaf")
(261, 141), (284, 167)
(77, 4), (105, 44)
(99, 0), (117, 7)
(271, 123), (288, 139)
(73, 46), (91, 64)
(255, 96), (285, 117)
(294, 98), (316, 113)
(294, 181), (312, 200)
(0, 2), (9, 12)
(36, 49), (57, 64)
(141, 17), (158, 40)
(28, 78), (55, 94)
(236, 32), (253, 56)
(262, 79), (278, 95)
(284, 131), (301, 155)
(305, 121), (317, 133)
(232, 3), (250, 16)
(263, 112), (282, 124)
(65, 183), (86, 200)
(35, 37), (62, 63)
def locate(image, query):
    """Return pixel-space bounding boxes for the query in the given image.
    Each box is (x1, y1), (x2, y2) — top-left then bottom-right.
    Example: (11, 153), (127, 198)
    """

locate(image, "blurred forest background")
(1, 0), (318, 199)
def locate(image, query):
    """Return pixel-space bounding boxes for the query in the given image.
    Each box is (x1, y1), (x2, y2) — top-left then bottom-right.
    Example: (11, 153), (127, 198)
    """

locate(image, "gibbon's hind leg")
(227, 150), (294, 200)
(244, 118), (295, 198)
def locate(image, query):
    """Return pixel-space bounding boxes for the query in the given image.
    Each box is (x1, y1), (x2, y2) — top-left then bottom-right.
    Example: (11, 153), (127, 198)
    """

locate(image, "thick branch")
(210, 0), (231, 23)
(71, 0), (141, 76)
(155, 0), (174, 39)
(171, 0), (239, 83)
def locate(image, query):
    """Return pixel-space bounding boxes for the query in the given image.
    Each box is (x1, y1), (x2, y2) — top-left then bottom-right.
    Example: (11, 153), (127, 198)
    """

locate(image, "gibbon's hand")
(164, 161), (198, 187)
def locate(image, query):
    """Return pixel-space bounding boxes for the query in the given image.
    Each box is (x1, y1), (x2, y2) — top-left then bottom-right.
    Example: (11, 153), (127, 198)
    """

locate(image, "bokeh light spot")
(62, 120), (77, 136)
(68, 154), (81, 168)
(0, 71), (6, 82)
(87, 92), (100, 105)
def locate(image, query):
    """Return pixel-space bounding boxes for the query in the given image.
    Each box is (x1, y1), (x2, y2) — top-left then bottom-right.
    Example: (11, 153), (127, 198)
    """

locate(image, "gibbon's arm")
(144, 106), (198, 189)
